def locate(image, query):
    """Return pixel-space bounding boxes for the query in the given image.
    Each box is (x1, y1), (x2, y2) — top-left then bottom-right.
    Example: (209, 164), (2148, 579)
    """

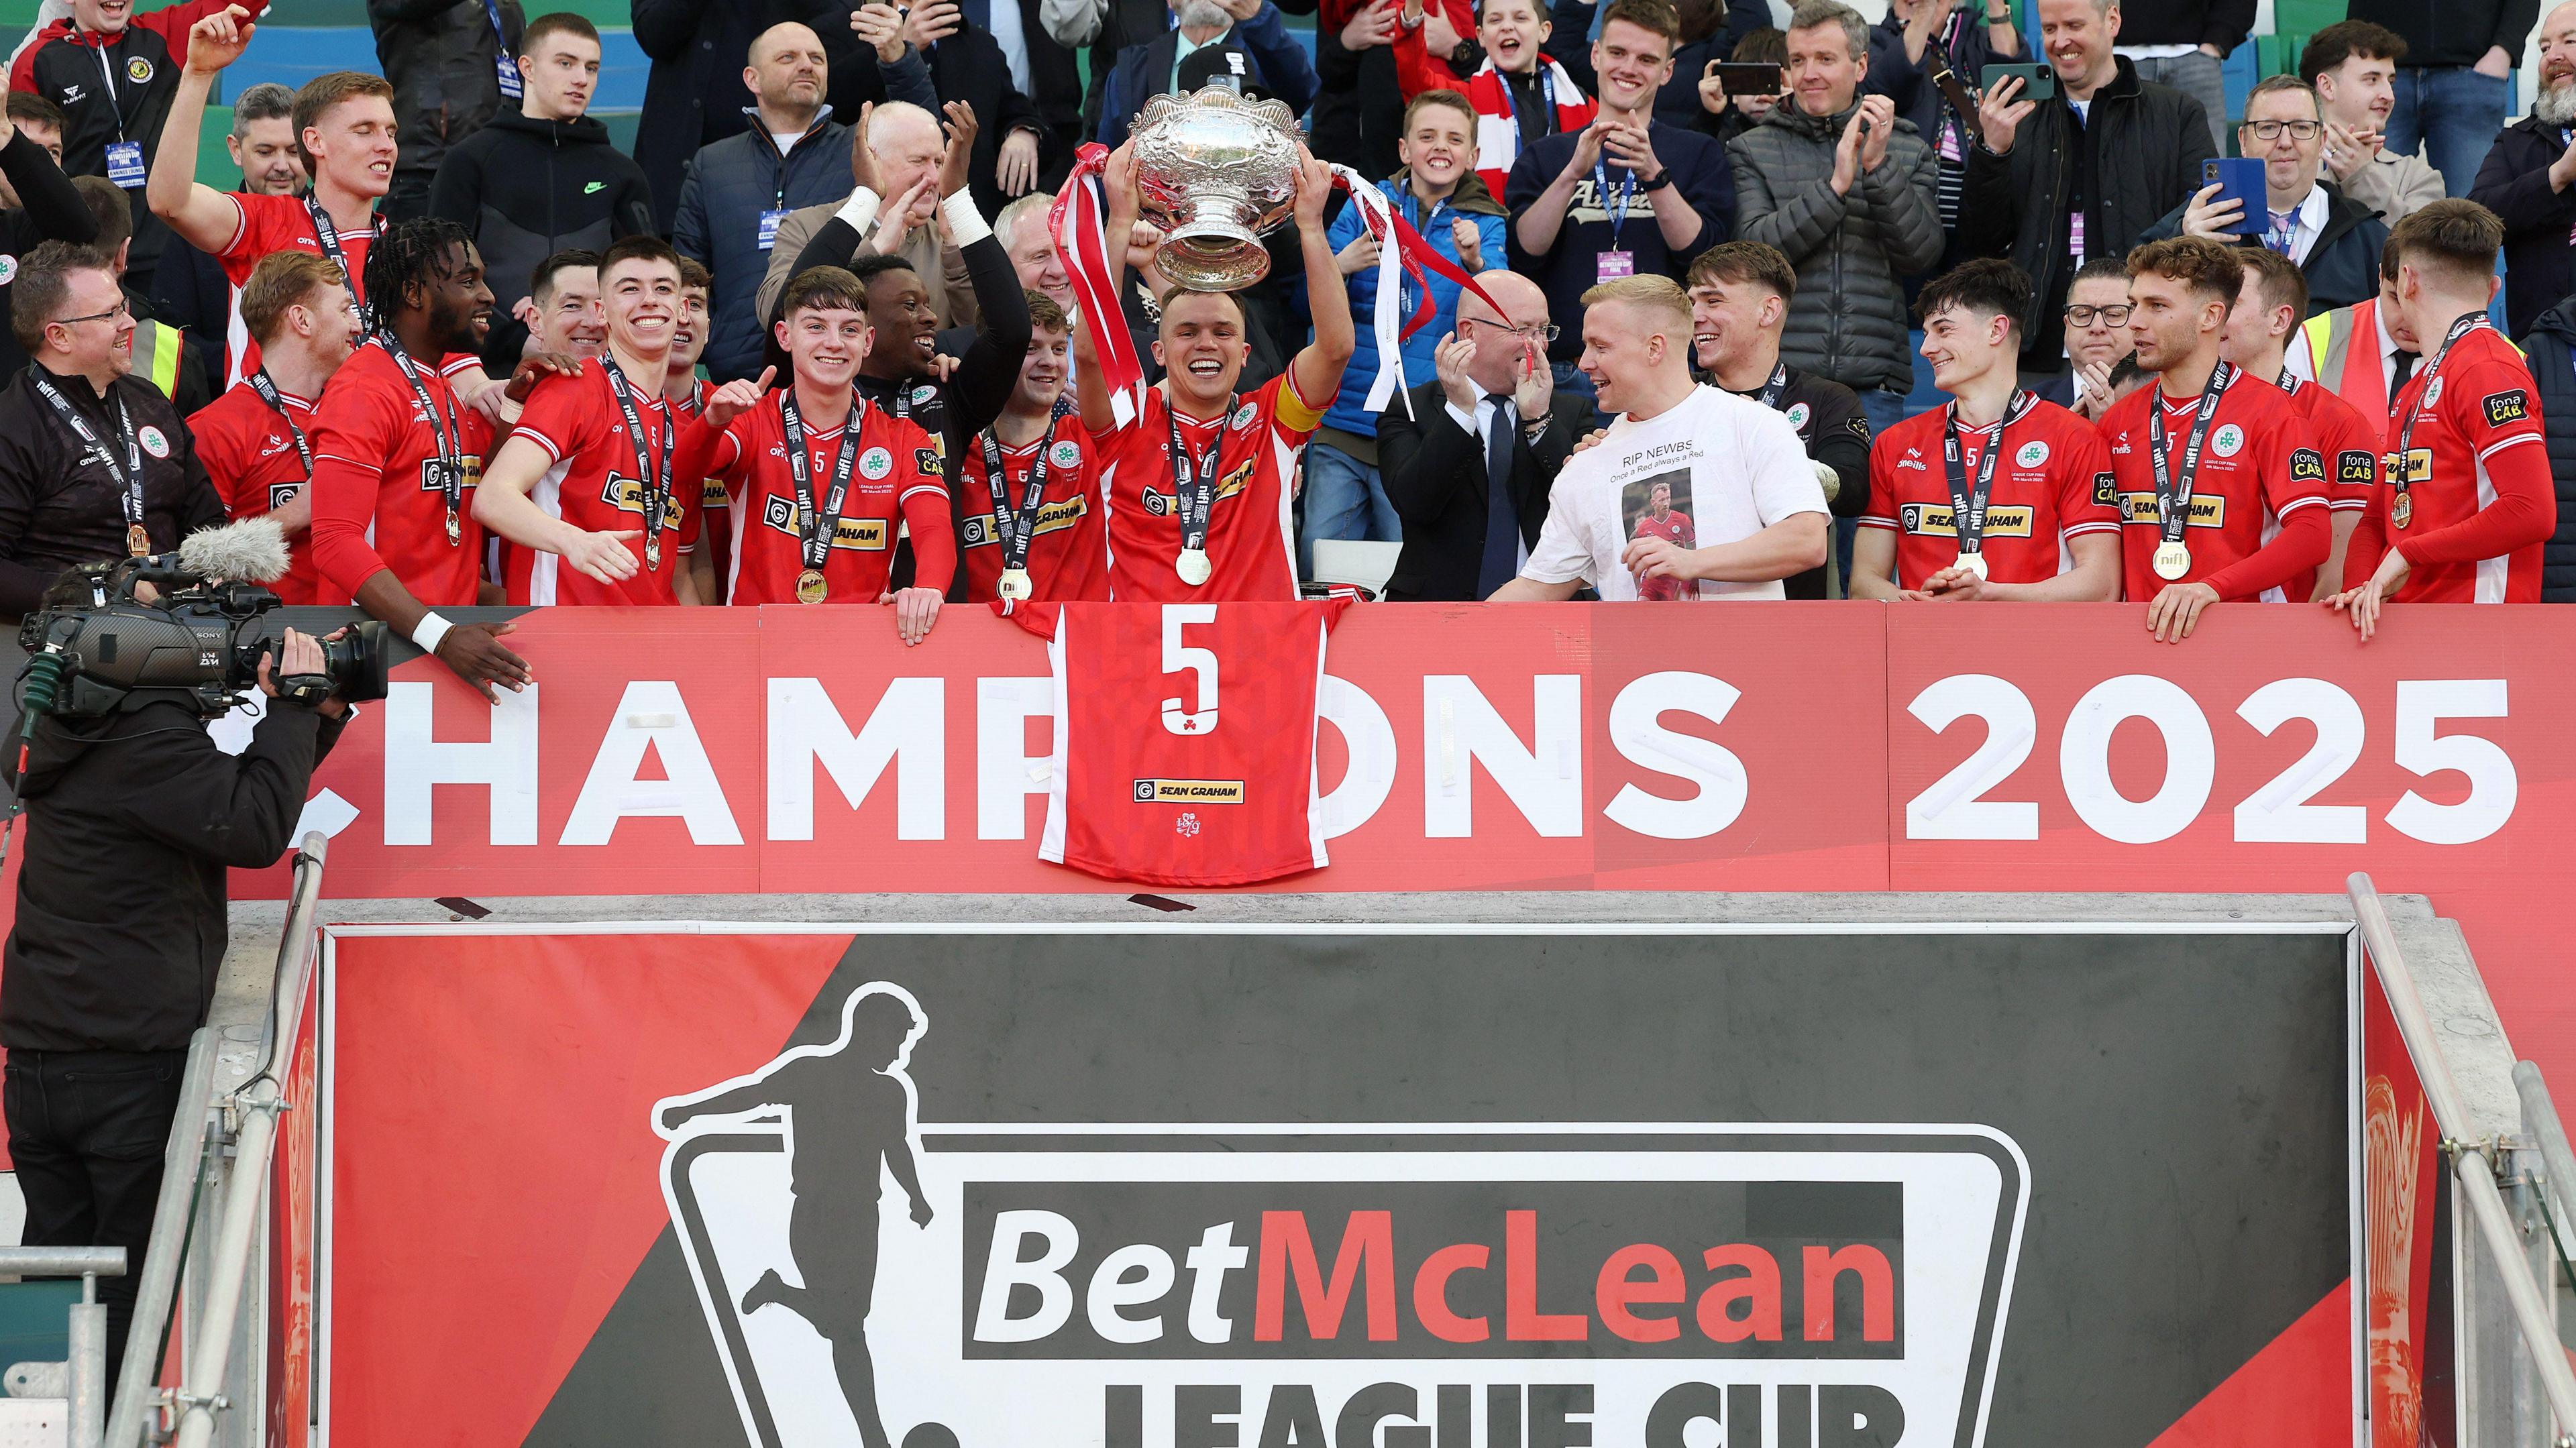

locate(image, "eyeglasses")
(2064, 303), (2132, 326)
(2241, 119), (2323, 142)
(48, 300), (130, 330)
(1458, 317), (1560, 343)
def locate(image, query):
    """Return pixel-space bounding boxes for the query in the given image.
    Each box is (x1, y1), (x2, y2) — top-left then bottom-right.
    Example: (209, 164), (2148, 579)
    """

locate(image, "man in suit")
(2033, 256), (2135, 420)
(1379, 271), (1590, 599)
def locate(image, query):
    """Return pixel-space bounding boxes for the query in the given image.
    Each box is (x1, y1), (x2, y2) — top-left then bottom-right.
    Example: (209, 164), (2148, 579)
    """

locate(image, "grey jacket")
(2341, 147), (2447, 227)
(1727, 101), (1944, 394)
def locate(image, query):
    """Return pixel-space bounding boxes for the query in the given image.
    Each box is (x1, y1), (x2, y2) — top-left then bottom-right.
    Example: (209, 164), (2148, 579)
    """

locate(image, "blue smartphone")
(2202, 157), (2267, 236)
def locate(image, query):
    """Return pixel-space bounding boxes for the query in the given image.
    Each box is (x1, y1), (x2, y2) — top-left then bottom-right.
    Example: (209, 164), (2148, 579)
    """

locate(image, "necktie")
(2388, 349), (2418, 416)
(2265, 211), (2296, 257)
(1477, 400), (1521, 598)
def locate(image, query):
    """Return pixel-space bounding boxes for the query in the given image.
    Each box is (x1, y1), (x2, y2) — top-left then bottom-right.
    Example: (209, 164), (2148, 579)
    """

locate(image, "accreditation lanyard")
(2390, 313), (2489, 500)
(34, 377), (143, 553)
(377, 333), (468, 545)
(599, 356), (675, 569)
(91, 42), (129, 143)
(1942, 389), (2036, 560)
(304, 195), (370, 314)
(245, 369), (312, 478)
(781, 390), (866, 574)
(484, 0), (523, 99)
(977, 415), (1063, 573)
(1750, 361), (1788, 412)
(2146, 361), (2234, 548)
(1591, 155), (1633, 249)
(1495, 66), (1560, 134)
(1166, 395), (1235, 557)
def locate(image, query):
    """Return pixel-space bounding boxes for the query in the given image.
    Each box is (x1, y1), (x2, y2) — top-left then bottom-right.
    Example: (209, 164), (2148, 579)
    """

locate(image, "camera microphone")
(165, 517), (290, 586)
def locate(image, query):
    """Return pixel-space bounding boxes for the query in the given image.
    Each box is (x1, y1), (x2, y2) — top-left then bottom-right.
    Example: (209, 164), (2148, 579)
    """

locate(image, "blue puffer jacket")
(672, 111), (858, 382)
(1322, 172), (1507, 439)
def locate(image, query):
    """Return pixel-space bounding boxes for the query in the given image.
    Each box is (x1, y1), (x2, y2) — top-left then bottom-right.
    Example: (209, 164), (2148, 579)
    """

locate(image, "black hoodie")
(2519, 297), (2576, 601)
(2, 691), (343, 1052)
(426, 109), (657, 368)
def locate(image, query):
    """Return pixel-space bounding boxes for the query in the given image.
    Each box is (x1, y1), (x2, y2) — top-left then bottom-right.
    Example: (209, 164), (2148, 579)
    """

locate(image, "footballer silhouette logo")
(655, 983), (952, 1448)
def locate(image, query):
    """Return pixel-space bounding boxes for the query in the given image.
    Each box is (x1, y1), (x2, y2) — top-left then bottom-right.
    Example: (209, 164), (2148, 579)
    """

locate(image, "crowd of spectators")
(0, 0), (2552, 670)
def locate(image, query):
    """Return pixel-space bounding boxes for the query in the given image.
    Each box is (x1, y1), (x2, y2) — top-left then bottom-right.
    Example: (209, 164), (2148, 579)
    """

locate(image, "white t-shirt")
(1521, 384), (1828, 602)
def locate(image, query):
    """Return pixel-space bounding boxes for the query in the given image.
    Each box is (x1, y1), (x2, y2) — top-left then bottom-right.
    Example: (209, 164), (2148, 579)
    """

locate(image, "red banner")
(248, 603), (2576, 1082)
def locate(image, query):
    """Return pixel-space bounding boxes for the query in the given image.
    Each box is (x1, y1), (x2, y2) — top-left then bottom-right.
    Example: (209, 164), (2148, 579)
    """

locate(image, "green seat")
(0, 1280), (79, 1372)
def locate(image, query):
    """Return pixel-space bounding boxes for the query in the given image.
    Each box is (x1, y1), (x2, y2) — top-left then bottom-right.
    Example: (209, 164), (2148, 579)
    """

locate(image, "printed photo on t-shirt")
(1623, 469), (1698, 602)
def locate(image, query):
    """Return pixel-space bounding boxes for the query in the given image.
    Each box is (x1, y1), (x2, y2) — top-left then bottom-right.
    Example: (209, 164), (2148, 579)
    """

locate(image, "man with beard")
(1682, 239), (1867, 597)
(189, 250), (360, 606)
(2467, 1), (2576, 341)
(307, 218), (559, 697)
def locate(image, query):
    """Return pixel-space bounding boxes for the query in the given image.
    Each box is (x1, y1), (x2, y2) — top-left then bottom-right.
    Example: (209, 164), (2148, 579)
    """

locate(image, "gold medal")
(1955, 549), (1988, 579)
(125, 523), (148, 557)
(998, 567), (1033, 601)
(2153, 540), (2192, 581)
(795, 567), (829, 604)
(1176, 547), (1212, 587)
(2392, 491), (2412, 530)
(445, 508), (462, 546)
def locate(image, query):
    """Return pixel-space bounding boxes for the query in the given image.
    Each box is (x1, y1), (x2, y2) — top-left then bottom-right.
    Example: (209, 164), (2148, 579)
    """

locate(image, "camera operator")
(1, 614), (350, 1397)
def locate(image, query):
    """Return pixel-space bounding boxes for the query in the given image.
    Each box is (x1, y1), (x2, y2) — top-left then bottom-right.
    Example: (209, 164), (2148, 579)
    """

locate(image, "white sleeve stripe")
(2326, 499), (2368, 511)
(2061, 520), (2123, 536)
(1855, 516), (1900, 531)
(2479, 434), (2540, 461)
(897, 482), (945, 505)
(2276, 494), (2325, 513)
(515, 428), (564, 463)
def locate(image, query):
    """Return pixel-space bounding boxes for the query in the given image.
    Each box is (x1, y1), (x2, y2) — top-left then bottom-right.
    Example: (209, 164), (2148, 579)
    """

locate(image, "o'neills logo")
(655, 984), (2029, 1448)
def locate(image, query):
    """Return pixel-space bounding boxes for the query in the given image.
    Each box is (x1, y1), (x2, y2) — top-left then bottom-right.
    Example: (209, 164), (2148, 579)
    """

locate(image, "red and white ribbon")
(1326, 163), (1514, 420)
(1049, 144), (1148, 429)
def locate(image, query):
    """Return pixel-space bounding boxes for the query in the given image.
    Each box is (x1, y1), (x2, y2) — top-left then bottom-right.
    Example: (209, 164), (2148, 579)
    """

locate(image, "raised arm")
(148, 5), (258, 256)
(1288, 149), (1354, 416)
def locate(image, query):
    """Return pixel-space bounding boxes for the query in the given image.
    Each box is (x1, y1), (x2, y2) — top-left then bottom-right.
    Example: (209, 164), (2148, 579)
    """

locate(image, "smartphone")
(1711, 62), (1783, 97)
(1980, 62), (2055, 103)
(2202, 157), (2267, 235)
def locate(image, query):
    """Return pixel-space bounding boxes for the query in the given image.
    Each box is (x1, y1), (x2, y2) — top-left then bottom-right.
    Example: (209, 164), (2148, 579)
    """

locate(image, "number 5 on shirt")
(1161, 604), (1220, 734)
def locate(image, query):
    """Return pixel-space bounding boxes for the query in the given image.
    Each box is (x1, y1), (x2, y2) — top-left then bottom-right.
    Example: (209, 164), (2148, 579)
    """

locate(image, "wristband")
(941, 188), (993, 248)
(836, 185), (883, 233)
(1634, 168), (1670, 191)
(411, 612), (455, 656)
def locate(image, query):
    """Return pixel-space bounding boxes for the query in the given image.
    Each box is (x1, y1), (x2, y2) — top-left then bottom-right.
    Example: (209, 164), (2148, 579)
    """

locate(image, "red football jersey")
(2274, 374), (2384, 598)
(2353, 325), (2553, 603)
(1862, 397), (2121, 591)
(502, 360), (700, 606)
(216, 193), (376, 386)
(189, 379), (325, 604)
(307, 339), (495, 608)
(669, 380), (733, 602)
(1098, 372), (1321, 602)
(2100, 370), (2328, 602)
(1629, 507), (1696, 601)
(1013, 599), (1351, 887)
(957, 416), (1109, 604)
(696, 389), (951, 605)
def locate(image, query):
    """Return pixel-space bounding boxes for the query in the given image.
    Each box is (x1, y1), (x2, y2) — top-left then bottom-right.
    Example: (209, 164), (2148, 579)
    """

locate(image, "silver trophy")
(1129, 85), (1303, 291)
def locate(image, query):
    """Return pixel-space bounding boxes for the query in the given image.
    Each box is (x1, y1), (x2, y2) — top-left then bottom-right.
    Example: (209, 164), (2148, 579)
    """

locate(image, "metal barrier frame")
(2351, 872), (2576, 1448)
(103, 834), (326, 1448)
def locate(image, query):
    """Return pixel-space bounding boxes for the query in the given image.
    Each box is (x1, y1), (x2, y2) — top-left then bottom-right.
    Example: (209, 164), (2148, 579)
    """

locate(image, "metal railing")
(101, 832), (328, 1448)
(2350, 872), (2576, 1447)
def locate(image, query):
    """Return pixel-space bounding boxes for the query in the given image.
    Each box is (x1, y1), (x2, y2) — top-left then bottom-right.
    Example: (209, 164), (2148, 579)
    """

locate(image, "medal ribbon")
(600, 356), (674, 565)
(1752, 360), (1788, 412)
(977, 414), (1063, 576)
(2147, 360), (2235, 548)
(1942, 389), (2035, 560)
(782, 390), (865, 573)
(305, 194), (372, 315)
(1167, 394), (1234, 558)
(34, 378), (142, 545)
(2390, 312), (2490, 504)
(245, 369), (313, 478)
(376, 333), (466, 543)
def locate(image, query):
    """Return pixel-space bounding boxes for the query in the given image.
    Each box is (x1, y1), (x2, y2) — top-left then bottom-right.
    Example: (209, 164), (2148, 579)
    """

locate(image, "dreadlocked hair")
(362, 217), (474, 334)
